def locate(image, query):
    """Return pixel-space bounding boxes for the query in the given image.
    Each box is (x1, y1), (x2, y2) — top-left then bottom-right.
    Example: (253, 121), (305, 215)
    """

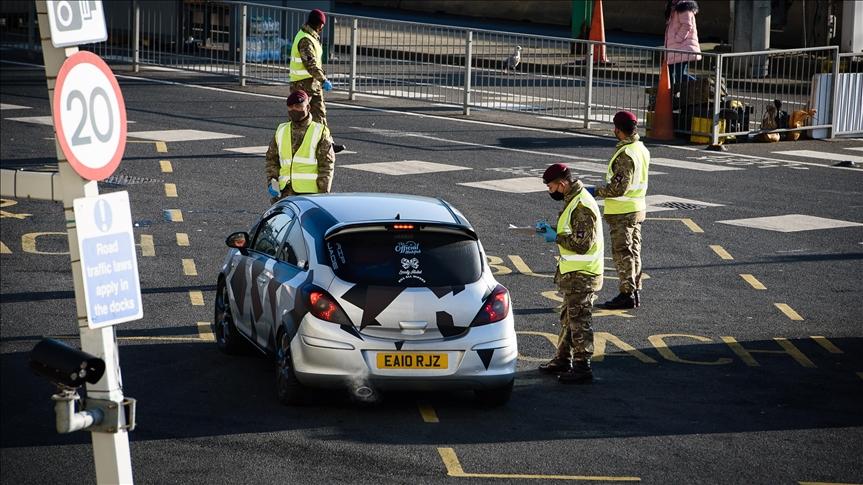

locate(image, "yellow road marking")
(176, 233), (190, 246)
(155, 141), (168, 153)
(646, 217), (703, 233)
(740, 274), (766, 290)
(139, 235), (155, 257)
(418, 402), (439, 423)
(774, 303), (803, 321)
(182, 258), (198, 276)
(486, 255), (512, 276)
(773, 338), (816, 368)
(0, 241), (11, 254)
(508, 255), (552, 278)
(164, 183), (177, 197)
(0, 210), (32, 220)
(197, 321), (215, 342)
(160, 160), (173, 173)
(810, 336), (843, 354)
(189, 290), (204, 306)
(166, 209), (183, 222)
(709, 245), (733, 260)
(437, 447), (640, 481)
(21, 232), (68, 255)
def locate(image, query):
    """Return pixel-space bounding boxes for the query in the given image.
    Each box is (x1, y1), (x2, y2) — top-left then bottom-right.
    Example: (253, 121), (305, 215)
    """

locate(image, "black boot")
(538, 356), (571, 374)
(633, 290), (640, 308)
(598, 292), (636, 310)
(558, 359), (593, 384)
(333, 143), (347, 154)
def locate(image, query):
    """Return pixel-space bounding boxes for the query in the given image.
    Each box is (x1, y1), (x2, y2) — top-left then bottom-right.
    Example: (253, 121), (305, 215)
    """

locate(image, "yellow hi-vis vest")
(275, 121), (324, 194)
(604, 141), (650, 214)
(289, 29), (322, 82)
(556, 190), (604, 276)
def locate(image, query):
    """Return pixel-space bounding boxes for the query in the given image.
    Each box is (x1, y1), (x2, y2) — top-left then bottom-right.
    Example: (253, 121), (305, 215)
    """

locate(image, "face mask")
(289, 111), (307, 122)
(549, 191), (565, 201)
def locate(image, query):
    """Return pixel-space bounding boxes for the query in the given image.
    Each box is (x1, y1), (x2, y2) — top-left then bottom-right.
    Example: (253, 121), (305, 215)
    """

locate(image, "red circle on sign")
(53, 51), (127, 181)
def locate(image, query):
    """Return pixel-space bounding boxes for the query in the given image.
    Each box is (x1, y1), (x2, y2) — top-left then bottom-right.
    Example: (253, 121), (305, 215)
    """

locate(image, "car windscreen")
(326, 229), (482, 287)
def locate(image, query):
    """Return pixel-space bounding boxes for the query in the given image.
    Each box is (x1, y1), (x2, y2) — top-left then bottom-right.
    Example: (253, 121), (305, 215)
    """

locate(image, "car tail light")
(471, 285), (510, 326)
(306, 287), (352, 325)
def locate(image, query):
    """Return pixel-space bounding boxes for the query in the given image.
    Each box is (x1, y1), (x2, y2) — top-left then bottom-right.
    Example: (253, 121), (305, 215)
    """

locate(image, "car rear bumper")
(292, 314), (517, 391)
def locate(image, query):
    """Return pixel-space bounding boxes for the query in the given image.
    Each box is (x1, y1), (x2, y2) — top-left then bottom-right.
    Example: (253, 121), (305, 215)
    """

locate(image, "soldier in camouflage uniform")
(536, 163), (604, 384)
(289, 9), (346, 153)
(265, 90), (335, 203)
(594, 111), (650, 309)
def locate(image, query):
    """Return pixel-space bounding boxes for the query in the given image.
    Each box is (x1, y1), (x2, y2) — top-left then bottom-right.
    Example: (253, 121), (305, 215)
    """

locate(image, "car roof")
(287, 193), (469, 226)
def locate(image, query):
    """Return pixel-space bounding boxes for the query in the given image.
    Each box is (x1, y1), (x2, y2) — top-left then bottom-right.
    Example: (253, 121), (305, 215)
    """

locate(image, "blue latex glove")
(322, 80), (333, 91)
(543, 227), (557, 243)
(535, 220), (552, 234)
(584, 185), (596, 196)
(267, 179), (280, 197)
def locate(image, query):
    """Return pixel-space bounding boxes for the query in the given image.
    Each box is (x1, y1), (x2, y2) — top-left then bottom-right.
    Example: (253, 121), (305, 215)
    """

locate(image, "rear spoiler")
(324, 221), (478, 241)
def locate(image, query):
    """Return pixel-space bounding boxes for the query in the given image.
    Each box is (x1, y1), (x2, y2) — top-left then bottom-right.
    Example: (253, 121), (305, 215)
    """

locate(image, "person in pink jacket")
(664, 0), (701, 89)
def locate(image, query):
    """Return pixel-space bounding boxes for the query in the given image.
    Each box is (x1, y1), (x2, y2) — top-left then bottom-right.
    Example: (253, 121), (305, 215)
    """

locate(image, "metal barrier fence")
(2, 0), (860, 140)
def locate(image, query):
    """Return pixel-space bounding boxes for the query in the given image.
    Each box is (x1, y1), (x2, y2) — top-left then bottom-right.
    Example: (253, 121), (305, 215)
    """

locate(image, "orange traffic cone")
(589, 0), (608, 63)
(651, 57), (674, 140)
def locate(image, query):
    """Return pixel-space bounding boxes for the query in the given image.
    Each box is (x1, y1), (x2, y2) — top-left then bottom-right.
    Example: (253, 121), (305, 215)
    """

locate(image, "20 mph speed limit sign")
(53, 51), (127, 181)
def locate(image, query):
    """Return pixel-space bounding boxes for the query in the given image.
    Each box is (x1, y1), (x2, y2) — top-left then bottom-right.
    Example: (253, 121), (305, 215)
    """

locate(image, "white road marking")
(7, 116), (135, 126)
(651, 157), (744, 172)
(0, 103), (31, 110)
(772, 150), (863, 164)
(459, 176), (546, 193)
(845, 147), (863, 152)
(3, 59), (845, 173)
(224, 146), (269, 155)
(343, 160), (470, 176)
(718, 214), (863, 232)
(129, 129), (242, 142)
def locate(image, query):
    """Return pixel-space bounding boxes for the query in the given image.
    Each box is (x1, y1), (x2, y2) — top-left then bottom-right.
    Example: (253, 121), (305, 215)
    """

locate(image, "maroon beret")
(308, 9), (326, 27)
(286, 90), (309, 106)
(613, 110), (638, 128)
(542, 163), (570, 184)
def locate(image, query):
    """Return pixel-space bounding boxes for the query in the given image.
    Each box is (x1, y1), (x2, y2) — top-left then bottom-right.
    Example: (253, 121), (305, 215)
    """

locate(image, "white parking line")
(651, 157), (744, 172)
(0, 103), (31, 110)
(129, 129), (242, 142)
(343, 160), (470, 176)
(773, 150), (863, 164)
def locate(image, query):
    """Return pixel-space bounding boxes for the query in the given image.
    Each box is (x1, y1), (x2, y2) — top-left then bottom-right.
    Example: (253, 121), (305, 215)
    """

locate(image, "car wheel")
(276, 331), (303, 405)
(214, 279), (242, 355)
(474, 380), (514, 407)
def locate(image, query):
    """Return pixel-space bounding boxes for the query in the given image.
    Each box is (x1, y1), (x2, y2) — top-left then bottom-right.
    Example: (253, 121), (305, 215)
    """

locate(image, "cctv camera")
(29, 338), (106, 389)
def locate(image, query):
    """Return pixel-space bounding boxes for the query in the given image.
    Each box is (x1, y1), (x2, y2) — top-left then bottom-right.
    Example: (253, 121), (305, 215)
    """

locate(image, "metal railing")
(2, 0), (860, 140)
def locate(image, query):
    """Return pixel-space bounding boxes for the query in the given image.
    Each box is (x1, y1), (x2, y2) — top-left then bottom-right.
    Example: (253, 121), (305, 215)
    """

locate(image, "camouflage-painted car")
(214, 193), (517, 405)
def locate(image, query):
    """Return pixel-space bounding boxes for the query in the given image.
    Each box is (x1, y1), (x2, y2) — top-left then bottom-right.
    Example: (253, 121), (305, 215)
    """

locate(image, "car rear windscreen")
(326, 229), (482, 286)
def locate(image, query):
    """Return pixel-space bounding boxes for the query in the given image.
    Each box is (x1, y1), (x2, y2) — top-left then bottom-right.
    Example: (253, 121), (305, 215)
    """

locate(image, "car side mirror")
(226, 232), (250, 254)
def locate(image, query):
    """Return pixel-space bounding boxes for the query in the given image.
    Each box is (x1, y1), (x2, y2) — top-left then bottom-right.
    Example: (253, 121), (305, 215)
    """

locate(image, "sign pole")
(35, 2), (134, 483)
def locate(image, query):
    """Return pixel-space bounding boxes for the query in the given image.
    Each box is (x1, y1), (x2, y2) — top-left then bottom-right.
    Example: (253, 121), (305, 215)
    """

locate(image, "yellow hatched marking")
(437, 447), (640, 481)
(774, 303), (803, 321)
(508, 255), (552, 278)
(197, 322), (215, 342)
(139, 235), (155, 257)
(740, 274), (766, 290)
(176, 233), (190, 246)
(810, 336), (843, 354)
(709, 245), (733, 260)
(182, 258), (198, 276)
(417, 402), (439, 423)
(189, 290), (204, 306)
(160, 160), (173, 172)
(155, 141), (168, 153)
(164, 183), (177, 197)
(1, 241), (11, 254)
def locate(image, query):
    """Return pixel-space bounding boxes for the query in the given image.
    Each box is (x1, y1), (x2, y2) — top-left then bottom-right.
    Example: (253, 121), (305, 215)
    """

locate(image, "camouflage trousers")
(290, 80), (327, 126)
(554, 290), (596, 361)
(604, 211), (645, 293)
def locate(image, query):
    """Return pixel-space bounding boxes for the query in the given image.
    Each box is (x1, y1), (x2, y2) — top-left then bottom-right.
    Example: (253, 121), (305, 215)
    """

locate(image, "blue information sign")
(74, 191), (142, 328)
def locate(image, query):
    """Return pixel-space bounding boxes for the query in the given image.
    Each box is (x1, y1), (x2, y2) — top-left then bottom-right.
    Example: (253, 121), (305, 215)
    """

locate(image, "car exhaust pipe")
(354, 385), (374, 399)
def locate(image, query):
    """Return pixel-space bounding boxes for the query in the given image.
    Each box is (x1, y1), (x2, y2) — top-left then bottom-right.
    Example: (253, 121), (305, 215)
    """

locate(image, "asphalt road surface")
(2, 54), (862, 485)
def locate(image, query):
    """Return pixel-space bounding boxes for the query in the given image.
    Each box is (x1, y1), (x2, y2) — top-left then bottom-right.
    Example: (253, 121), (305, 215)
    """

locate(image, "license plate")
(376, 352), (447, 369)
